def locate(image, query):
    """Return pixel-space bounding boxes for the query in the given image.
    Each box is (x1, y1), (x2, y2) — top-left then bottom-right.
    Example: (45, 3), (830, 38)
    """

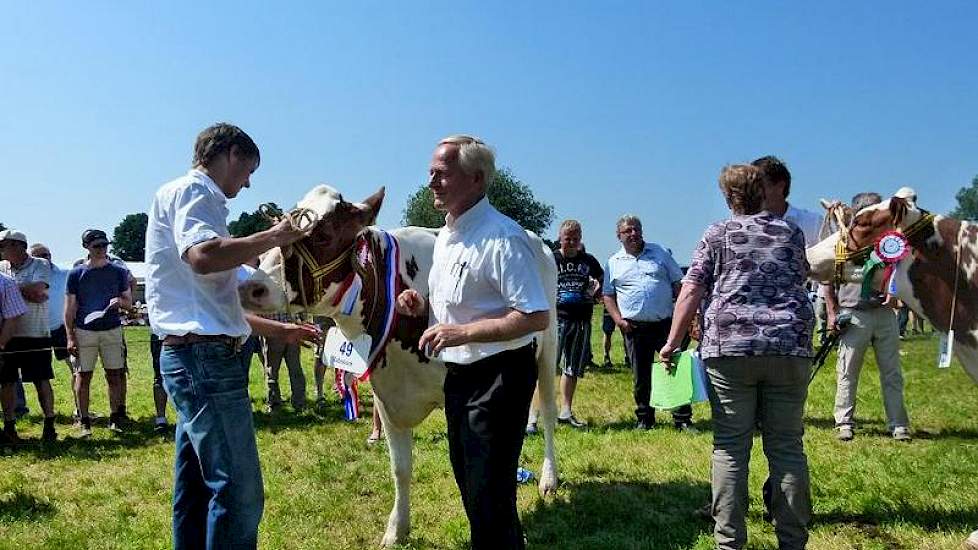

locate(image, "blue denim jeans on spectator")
(160, 340), (263, 550)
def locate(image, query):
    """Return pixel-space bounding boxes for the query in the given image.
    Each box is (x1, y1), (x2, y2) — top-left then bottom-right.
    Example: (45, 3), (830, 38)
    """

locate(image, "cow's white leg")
(535, 326), (559, 496)
(380, 420), (413, 547)
(952, 337), (978, 384)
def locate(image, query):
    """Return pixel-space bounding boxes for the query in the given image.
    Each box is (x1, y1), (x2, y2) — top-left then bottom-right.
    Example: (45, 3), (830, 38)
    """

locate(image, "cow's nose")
(251, 286), (267, 299)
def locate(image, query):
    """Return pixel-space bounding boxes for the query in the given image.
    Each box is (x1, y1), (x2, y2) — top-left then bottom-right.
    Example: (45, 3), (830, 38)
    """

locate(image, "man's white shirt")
(145, 169), (251, 338)
(428, 197), (549, 365)
(783, 203), (823, 248)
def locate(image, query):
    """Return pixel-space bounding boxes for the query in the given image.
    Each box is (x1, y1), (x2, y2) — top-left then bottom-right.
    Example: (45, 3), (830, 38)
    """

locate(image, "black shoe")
(153, 422), (170, 436)
(41, 418), (57, 442)
(557, 415), (588, 429)
(635, 419), (654, 430)
(108, 414), (124, 433)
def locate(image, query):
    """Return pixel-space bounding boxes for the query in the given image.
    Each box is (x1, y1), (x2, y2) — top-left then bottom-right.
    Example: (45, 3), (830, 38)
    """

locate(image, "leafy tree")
(111, 213), (149, 261)
(951, 175), (978, 221)
(228, 203), (277, 238)
(0, 222), (6, 232)
(402, 168), (554, 235)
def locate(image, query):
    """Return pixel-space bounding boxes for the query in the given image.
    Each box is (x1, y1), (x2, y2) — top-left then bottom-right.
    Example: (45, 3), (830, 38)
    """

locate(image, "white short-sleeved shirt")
(428, 197), (549, 365)
(46, 264), (68, 330)
(783, 204), (823, 248)
(602, 242), (683, 322)
(0, 256), (52, 338)
(145, 169), (251, 338)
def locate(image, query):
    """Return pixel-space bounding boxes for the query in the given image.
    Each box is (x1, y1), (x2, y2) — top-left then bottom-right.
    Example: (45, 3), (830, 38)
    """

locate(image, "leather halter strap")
(833, 210), (936, 285)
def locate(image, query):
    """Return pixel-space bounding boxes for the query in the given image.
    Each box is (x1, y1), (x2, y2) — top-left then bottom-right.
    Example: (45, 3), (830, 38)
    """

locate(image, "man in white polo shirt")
(146, 123), (319, 549)
(397, 135), (549, 550)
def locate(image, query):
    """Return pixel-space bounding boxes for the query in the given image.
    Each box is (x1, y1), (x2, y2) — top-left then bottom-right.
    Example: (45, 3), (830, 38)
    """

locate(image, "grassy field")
(1, 319), (976, 549)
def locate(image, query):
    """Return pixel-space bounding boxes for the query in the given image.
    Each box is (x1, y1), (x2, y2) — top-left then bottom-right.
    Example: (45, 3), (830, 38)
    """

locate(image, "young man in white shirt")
(397, 135), (549, 550)
(146, 123), (320, 549)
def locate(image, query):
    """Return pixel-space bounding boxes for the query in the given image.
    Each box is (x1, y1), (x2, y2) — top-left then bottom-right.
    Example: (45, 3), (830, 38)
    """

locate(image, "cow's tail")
(535, 312), (559, 497)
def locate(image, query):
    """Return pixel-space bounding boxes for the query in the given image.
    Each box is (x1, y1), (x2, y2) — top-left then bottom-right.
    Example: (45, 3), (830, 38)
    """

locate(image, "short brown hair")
(719, 165), (766, 215)
(751, 155), (791, 198)
(193, 123), (260, 168)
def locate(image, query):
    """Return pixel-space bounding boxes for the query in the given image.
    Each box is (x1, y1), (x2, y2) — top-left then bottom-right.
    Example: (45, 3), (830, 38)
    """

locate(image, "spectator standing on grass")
(261, 311), (307, 412)
(146, 122), (319, 549)
(0, 272), (28, 446)
(550, 219), (602, 428)
(396, 135), (549, 549)
(0, 229), (57, 442)
(65, 229), (132, 437)
(29, 244), (75, 417)
(824, 192), (911, 442)
(659, 164), (814, 550)
(602, 215), (693, 431)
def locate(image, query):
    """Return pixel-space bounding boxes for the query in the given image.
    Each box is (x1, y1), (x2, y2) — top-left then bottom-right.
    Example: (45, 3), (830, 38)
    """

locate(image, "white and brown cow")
(239, 185), (559, 547)
(807, 192), (978, 382)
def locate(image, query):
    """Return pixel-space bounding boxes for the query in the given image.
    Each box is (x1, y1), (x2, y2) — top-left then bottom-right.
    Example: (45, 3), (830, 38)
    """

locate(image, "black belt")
(162, 334), (240, 348)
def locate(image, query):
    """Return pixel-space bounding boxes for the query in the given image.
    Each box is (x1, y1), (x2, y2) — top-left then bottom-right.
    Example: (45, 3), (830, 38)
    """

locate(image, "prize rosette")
(874, 231), (910, 264)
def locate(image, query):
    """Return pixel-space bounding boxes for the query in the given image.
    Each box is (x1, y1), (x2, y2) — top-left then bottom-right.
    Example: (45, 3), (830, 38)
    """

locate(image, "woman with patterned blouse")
(659, 164), (814, 550)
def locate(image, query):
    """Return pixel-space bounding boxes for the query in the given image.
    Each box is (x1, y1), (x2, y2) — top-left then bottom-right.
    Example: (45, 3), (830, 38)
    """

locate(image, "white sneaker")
(892, 426), (911, 441)
(837, 426), (854, 441)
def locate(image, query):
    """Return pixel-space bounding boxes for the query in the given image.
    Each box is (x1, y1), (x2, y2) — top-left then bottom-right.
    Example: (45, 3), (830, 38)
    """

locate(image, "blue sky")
(1, 2), (976, 266)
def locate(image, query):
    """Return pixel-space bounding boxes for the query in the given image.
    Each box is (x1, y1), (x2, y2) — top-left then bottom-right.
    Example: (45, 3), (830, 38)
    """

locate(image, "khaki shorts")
(76, 327), (127, 372)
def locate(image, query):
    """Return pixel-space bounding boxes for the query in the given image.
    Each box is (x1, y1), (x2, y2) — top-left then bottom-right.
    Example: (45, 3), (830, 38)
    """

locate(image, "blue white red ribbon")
(335, 369), (360, 421)
(361, 231), (400, 381)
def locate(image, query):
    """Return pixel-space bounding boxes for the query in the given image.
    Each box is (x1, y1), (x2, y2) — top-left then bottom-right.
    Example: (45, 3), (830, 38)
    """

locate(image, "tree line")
(31, 170), (975, 264)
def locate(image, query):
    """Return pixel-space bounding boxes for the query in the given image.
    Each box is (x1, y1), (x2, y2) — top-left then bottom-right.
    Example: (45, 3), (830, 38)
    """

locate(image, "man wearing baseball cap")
(0, 229), (57, 442)
(65, 229), (132, 437)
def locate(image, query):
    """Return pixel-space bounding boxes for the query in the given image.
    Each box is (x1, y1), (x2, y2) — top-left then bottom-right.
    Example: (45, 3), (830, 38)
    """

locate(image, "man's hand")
(396, 289), (426, 317)
(278, 322), (322, 346)
(268, 217), (311, 248)
(67, 335), (79, 356)
(827, 312), (838, 335)
(108, 297), (121, 310)
(418, 323), (470, 357)
(21, 282), (48, 303)
(615, 317), (633, 334)
(658, 342), (680, 366)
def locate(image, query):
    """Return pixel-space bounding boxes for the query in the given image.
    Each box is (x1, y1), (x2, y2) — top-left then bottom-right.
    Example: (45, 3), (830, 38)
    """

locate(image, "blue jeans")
(161, 341), (264, 550)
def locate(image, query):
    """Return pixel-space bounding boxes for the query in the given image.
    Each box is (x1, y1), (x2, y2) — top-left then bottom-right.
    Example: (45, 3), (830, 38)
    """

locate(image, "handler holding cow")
(146, 123), (319, 550)
(397, 135), (550, 550)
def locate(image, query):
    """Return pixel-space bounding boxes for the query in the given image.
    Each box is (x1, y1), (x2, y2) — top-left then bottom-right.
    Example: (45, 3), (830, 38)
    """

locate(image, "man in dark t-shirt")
(552, 220), (603, 428)
(65, 229), (132, 437)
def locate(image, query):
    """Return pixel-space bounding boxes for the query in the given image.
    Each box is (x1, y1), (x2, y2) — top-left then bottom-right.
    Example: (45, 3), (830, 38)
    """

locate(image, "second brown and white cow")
(239, 185), (559, 547)
(807, 191), (978, 382)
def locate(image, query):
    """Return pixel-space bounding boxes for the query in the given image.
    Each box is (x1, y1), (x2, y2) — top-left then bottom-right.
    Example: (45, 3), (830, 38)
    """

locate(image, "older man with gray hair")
(396, 134), (550, 549)
(603, 215), (692, 431)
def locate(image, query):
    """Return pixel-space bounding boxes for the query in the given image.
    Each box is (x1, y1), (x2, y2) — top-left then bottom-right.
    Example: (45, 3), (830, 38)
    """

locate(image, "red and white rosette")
(874, 231), (910, 264)
(874, 230), (910, 297)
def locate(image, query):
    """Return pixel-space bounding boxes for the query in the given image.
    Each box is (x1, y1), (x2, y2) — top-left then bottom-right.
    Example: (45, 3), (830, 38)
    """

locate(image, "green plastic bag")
(652, 350), (698, 410)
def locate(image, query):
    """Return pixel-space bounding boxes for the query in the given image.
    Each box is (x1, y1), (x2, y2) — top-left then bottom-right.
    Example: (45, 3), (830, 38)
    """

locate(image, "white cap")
(895, 186), (917, 200)
(0, 229), (27, 244)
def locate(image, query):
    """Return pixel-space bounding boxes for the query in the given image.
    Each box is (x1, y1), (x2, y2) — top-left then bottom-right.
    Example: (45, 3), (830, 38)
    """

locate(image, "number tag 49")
(322, 328), (372, 376)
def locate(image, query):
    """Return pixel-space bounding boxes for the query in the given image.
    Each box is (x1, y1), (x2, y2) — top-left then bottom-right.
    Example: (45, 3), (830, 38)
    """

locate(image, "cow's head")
(239, 185), (385, 313)
(807, 190), (927, 283)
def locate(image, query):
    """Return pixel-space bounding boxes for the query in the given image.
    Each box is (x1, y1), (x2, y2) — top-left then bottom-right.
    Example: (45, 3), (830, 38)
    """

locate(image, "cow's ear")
(889, 197), (908, 227)
(360, 187), (386, 226)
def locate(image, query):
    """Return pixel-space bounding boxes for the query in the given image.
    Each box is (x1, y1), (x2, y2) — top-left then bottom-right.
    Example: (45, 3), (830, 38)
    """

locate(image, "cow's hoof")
(380, 529), (408, 548)
(538, 473), (558, 497)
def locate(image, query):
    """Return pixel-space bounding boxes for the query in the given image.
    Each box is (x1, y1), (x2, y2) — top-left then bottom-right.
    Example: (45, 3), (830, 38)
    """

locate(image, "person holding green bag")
(659, 164), (814, 550)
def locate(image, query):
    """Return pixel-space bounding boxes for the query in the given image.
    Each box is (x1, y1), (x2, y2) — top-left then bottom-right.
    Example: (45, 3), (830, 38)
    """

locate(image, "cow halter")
(833, 209), (936, 285)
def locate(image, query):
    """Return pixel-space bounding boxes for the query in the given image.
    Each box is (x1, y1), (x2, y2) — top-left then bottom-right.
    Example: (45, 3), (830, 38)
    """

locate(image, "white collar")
(446, 195), (491, 233)
(614, 242), (650, 259)
(189, 168), (227, 204)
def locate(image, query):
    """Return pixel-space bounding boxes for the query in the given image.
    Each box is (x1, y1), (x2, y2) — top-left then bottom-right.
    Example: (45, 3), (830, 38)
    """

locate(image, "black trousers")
(622, 318), (693, 425)
(445, 343), (537, 550)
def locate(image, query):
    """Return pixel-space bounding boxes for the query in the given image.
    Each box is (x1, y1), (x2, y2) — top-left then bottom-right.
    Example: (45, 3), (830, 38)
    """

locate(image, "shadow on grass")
(0, 490), (57, 522)
(523, 479), (712, 549)
(815, 503), (978, 532)
(595, 417), (714, 434)
(804, 415), (978, 440)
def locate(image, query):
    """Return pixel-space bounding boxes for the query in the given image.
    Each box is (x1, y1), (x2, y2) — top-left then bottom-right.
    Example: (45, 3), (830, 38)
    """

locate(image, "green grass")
(1, 320), (976, 549)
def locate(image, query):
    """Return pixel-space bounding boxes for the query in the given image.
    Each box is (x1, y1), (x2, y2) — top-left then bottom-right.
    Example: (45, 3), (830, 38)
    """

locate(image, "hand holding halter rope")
(258, 203), (354, 311)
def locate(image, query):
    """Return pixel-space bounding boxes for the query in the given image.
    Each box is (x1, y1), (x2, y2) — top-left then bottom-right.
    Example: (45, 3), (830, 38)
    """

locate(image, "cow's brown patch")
(906, 217), (978, 347)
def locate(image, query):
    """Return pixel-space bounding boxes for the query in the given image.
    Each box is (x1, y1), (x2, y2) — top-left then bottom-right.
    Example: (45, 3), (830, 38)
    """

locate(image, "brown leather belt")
(162, 334), (240, 347)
